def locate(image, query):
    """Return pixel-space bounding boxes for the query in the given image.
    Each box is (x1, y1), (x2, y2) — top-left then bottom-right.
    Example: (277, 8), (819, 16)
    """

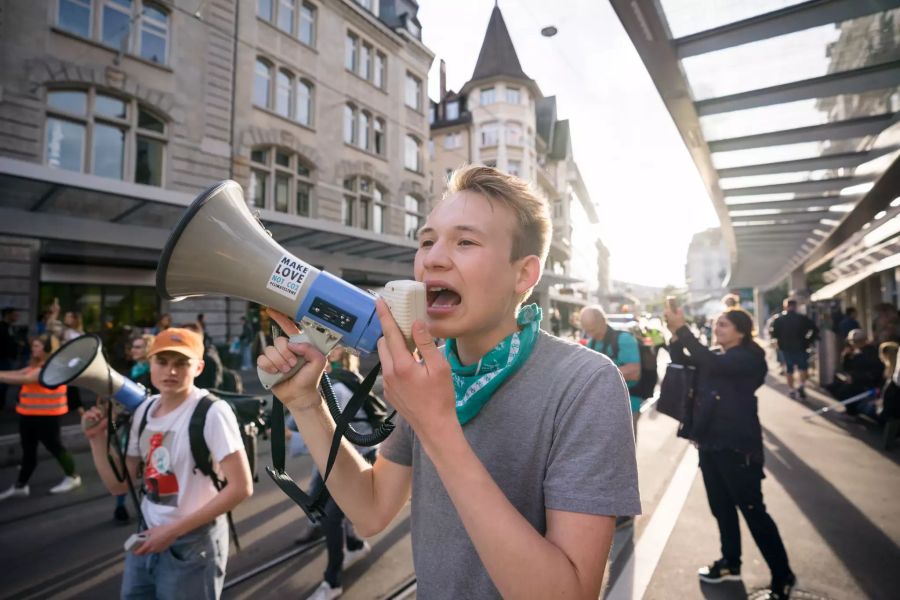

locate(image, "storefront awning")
(0, 158), (417, 278)
(811, 252), (900, 300)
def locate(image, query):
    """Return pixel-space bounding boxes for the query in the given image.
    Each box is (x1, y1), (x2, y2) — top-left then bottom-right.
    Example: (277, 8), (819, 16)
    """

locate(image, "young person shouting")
(260, 166), (640, 599)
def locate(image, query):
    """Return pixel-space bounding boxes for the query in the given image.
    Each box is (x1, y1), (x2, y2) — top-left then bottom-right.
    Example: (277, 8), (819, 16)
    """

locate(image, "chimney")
(439, 59), (447, 100)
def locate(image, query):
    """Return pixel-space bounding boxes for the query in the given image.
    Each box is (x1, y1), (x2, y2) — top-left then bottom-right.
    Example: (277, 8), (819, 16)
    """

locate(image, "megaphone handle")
(257, 333), (309, 390)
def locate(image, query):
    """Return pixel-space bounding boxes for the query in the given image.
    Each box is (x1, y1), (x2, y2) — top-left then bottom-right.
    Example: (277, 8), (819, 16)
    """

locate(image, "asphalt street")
(0, 360), (897, 599)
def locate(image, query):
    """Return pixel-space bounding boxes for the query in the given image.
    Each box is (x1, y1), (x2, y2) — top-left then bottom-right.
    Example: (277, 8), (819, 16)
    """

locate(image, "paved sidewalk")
(641, 379), (900, 600)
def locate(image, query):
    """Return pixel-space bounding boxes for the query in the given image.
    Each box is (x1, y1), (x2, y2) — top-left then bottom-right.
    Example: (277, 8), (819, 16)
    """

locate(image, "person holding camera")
(665, 306), (795, 600)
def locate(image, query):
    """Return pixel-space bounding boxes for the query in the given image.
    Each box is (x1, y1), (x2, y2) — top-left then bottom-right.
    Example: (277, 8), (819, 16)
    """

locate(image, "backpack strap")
(188, 393), (241, 551)
(601, 327), (621, 363)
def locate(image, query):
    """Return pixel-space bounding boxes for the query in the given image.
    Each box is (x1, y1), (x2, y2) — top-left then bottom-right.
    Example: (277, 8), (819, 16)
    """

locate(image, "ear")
(514, 255), (543, 298)
(193, 359), (205, 377)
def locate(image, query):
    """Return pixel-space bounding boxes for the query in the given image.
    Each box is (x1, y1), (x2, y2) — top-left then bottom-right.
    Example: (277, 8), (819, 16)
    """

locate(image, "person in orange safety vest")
(0, 335), (82, 500)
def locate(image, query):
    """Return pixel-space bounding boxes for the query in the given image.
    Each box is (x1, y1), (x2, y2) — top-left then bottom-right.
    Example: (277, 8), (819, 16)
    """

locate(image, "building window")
(59, 1), (169, 64)
(345, 32), (358, 72)
(428, 105), (435, 124)
(374, 117), (385, 155)
(58, 0), (93, 37)
(138, 4), (168, 63)
(343, 176), (385, 231)
(296, 79), (313, 126)
(507, 160), (521, 177)
(258, 0), (274, 22)
(358, 111), (370, 151)
(446, 100), (459, 120)
(45, 87), (166, 186)
(299, 2), (315, 46)
(275, 69), (293, 117)
(405, 73), (422, 111)
(248, 146), (314, 216)
(344, 104), (356, 145)
(506, 87), (521, 104)
(259, 0), (315, 46)
(254, 59), (272, 108)
(480, 87), (495, 105)
(354, 0), (374, 11)
(346, 31), (384, 88)
(480, 122), (498, 147)
(404, 194), (424, 239)
(443, 132), (461, 150)
(254, 58), (315, 126)
(277, 0), (295, 34)
(405, 135), (421, 172)
(344, 104), (384, 155)
(360, 43), (372, 81)
(506, 122), (522, 146)
(374, 52), (386, 89)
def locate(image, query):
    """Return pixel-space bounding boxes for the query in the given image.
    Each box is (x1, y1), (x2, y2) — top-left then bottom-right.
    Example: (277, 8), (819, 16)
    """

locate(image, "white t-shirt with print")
(127, 387), (244, 529)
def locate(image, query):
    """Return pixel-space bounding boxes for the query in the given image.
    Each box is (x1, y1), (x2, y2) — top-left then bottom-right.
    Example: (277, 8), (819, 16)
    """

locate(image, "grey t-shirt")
(379, 331), (641, 599)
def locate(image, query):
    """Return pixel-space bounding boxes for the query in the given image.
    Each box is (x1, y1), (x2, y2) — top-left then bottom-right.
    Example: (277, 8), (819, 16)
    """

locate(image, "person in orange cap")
(82, 327), (252, 599)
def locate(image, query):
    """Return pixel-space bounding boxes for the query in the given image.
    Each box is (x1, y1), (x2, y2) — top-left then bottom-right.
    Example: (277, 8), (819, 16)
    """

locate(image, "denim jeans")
(121, 518), (229, 600)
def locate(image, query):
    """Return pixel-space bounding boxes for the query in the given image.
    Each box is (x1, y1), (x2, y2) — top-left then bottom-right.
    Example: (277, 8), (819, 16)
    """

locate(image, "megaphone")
(157, 180), (426, 389)
(39, 334), (147, 412)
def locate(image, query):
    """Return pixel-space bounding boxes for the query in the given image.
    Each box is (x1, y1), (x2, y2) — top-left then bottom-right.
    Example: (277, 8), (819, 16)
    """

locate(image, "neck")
(721, 340), (741, 351)
(158, 386), (193, 412)
(455, 314), (520, 365)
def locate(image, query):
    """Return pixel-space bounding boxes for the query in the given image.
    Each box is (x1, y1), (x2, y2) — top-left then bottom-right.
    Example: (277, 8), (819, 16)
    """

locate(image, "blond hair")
(444, 165), (552, 263)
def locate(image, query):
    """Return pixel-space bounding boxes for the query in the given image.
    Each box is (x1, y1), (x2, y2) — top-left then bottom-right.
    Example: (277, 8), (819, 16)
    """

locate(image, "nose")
(421, 238), (451, 271)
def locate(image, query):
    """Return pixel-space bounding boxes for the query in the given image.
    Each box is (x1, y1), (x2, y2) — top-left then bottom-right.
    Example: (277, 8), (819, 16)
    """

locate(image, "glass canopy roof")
(611, 0), (900, 288)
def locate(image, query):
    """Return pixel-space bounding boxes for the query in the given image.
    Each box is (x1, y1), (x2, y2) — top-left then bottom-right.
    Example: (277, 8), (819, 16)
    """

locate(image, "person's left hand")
(664, 307), (686, 334)
(132, 522), (180, 555)
(375, 299), (458, 444)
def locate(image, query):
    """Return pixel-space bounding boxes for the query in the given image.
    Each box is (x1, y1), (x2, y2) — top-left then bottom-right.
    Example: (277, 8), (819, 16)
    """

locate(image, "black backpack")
(593, 328), (659, 400)
(137, 393), (265, 550)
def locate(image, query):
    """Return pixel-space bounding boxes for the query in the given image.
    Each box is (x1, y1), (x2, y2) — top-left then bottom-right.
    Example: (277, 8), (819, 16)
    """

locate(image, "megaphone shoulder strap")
(106, 398), (148, 531)
(267, 364), (383, 523)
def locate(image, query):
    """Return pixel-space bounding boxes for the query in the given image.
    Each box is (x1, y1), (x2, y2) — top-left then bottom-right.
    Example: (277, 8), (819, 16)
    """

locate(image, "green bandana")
(445, 304), (542, 425)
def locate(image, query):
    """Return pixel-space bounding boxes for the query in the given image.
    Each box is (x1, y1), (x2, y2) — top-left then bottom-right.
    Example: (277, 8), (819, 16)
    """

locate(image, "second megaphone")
(39, 334), (147, 412)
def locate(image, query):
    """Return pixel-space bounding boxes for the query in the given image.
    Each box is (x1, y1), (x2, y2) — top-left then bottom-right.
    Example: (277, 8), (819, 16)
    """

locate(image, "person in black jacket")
(769, 299), (818, 400)
(666, 306), (795, 600)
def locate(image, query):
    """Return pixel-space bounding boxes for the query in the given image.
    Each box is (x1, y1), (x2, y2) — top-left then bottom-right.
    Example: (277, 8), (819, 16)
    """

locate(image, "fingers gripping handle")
(257, 333), (309, 390)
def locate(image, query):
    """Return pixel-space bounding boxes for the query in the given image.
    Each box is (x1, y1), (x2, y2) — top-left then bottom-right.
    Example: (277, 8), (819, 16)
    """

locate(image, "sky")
(417, 0), (720, 288)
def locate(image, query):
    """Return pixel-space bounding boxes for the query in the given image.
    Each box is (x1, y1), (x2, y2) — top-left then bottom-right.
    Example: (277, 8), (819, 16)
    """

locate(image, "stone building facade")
(0, 0), (432, 353)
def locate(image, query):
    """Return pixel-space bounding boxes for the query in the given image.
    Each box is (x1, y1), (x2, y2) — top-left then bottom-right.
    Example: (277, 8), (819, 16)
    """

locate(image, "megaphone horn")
(39, 334), (146, 412)
(159, 181), (392, 352)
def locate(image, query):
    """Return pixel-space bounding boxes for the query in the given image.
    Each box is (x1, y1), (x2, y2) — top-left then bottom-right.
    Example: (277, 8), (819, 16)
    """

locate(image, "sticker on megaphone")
(257, 280), (427, 390)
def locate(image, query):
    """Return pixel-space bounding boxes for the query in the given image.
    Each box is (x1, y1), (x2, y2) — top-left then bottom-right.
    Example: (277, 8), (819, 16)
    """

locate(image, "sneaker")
(788, 391), (798, 400)
(295, 523), (324, 545)
(698, 558), (742, 583)
(615, 515), (634, 529)
(797, 387), (807, 400)
(766, 572), (796, 599)
(114, 505), (130, 524)
(305, 581), (342, 600)
(50, 475), (82, 494)
(342, 541), (371, 570)
(0, 484), (29, 501)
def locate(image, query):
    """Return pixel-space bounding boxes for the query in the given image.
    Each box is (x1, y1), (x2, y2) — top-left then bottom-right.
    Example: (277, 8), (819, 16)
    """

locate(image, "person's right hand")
(81, 406), (108, 440)
(258, 308), (327, 411)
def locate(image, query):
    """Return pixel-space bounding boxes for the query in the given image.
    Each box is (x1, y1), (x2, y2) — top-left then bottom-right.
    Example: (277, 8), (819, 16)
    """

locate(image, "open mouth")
(426, 284), (462, 308)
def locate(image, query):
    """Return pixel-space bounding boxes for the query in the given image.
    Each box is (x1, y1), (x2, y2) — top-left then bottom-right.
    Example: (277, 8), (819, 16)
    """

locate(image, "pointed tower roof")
(463, 4), (538, 93)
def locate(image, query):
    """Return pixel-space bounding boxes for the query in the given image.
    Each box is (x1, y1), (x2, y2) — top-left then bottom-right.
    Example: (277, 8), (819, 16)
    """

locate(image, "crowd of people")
(2, 163), (897, 600)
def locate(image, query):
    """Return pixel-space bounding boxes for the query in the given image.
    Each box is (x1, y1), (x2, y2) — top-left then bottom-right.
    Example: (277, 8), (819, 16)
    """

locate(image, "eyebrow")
(417, 224), (487, 237)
